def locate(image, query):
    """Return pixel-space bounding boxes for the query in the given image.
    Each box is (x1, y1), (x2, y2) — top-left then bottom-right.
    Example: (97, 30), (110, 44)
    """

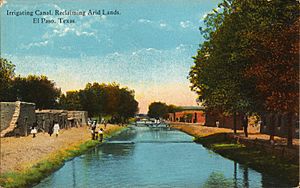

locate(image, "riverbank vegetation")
(0, 126), (125, 188)
(189, 0), (299, 145)
(194, 133), (299, 186)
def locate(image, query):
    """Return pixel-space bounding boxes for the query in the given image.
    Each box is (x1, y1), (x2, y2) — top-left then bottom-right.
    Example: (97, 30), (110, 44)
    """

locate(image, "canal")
(35, 126), (291, 188)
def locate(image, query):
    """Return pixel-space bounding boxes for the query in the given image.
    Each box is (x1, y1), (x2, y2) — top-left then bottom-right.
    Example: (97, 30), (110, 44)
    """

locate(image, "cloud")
(20, 40), (49, 50)
(4, 43), (198, 113)
(40, 4), (106, 40)
(180, 20), (192, 28)
(137, 18), (171, 30)
(138, 18), (152, 23)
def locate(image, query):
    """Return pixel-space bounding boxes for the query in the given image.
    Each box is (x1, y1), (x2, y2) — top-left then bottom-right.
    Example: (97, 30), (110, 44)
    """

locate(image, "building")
(168, 106), (206, 124)
(0, 101), (88, 137)
(167, 106), (243, 130)
(0, 101), (36, 137)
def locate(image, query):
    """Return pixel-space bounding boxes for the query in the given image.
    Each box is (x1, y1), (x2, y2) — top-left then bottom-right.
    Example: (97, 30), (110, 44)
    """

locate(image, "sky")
(1, 0), (221, 113)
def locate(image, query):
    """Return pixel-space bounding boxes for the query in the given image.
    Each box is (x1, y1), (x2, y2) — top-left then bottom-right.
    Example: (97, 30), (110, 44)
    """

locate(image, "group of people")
(30, 121), (60, 138)
(88, 119), (105, 142)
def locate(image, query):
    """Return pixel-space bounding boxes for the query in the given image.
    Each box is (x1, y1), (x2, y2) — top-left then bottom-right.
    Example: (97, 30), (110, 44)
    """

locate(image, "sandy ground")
(171, 123), (299, 148)
(0, 124), (119, 174)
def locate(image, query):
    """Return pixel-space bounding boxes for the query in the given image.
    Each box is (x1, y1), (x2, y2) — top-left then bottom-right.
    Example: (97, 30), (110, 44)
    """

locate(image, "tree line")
(189, 0), (299, 146)
(0, 58), (139, 123)
(148, 102), (181, 119)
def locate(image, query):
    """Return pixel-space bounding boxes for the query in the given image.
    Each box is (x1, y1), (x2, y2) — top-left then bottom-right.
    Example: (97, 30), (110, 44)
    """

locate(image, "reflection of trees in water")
(238, 164), (249, 188)
(108, 127), (138, 141)
(202, 172), (234, 188)
(203, 162), (251, 188)
(100, 143), (135, 157)
(72, 160), (76, 188)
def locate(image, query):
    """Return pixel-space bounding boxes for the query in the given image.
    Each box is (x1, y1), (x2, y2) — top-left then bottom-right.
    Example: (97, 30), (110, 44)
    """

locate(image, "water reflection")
(202, 172), (234, 188)
(35, 126), (294, 188)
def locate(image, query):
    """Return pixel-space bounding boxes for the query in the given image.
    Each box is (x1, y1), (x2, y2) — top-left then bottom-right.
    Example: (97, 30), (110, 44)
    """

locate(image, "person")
(91, 120), (97, 140)
(48, 121), (54, 136)
(104, 120), (107, 129)
(98, 128), (104, 142)
(242, 115), (248, 137)
(53, 121), (60, 137)
(31, 124), (37, 138)
(216, 120), (220, 128)
(88, 118), (92, 127)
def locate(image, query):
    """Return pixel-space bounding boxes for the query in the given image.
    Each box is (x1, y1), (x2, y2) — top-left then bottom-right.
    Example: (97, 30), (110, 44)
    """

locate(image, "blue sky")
(1, 0), (221, 113)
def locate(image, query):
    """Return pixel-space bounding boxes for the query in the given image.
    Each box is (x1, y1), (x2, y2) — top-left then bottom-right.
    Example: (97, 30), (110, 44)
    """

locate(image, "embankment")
(172, 124), (299, 186)
(0, 124), (126, 188)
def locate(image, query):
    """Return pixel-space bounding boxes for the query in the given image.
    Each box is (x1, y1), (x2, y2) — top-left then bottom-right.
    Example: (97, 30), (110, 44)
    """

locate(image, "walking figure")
(48, 121), (54, 136)
(98, 128), (104, 142)
(53, 121), (60, 137)
(242, 115), (248, 137)
(31, 124), (37, 138)
(91, 120), (97, 140)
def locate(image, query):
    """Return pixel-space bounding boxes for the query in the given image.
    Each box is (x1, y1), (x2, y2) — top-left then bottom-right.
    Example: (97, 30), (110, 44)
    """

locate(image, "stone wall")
(16, 102), (36, 136)
(67, 111), (88, 127)
(0, 102), (16, 131)
(1, 101), (36, 137)
(1, 101), (88, 137)
(35, 110), (68, 132)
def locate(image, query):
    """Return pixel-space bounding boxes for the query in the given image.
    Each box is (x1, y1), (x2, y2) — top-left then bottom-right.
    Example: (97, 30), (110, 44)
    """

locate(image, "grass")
(0, 126), (125, 188)
(194, 133), (299, 187)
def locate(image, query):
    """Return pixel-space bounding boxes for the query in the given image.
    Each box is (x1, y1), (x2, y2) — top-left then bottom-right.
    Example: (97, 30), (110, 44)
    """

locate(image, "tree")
(148, 102), (169, 119)
(190, 0), (260, 133)
(11, 75), (61, 109)
(0, 58), (15, 101)
(60, 82), (139, 123)
(59, 91), (82, 110)
(117, 88), (139, 122)
(189, 0), (299, 139)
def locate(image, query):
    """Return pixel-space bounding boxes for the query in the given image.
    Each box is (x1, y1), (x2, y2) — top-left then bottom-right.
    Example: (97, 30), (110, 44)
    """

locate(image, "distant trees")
(0, 58), (61, 108)
(0, 58), (139, 123)
(10, 75), (61, 109)
(148, 102), (169, 119)
(60, 82), (139, 123)
(148, 102), (181, 119)
(189, 0), (299, 144)
(0, 58), (15, 101)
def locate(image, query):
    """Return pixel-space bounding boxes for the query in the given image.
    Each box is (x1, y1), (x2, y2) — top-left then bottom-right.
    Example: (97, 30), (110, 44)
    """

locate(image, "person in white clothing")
(53, 122), (60, 137)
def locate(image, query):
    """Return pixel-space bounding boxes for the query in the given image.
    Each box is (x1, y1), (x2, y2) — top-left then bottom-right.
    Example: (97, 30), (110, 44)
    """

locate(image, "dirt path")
(171, 123), (299, 148)
(0, 124), (119, 174)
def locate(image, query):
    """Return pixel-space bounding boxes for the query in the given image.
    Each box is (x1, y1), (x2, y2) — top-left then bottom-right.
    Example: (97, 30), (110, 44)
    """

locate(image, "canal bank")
(172, 124), (299, 186)
(0, 124), (126, 188)
(34, 126), (295, 187)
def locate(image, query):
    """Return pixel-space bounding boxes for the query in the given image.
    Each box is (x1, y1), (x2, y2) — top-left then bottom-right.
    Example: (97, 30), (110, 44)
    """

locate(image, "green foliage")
(148, 102), (169, 119)
(10, 75), (61, 109)
(60, 82), (138, 123)
(194, 133), (299, 186)
(202, 172), (234, 188)
(189, 0), (299, 116)
(167, 104), (181, 113)
(0, 58), (15, 101)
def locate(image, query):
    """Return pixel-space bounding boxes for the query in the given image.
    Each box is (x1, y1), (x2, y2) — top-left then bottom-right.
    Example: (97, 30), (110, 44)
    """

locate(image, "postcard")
(0, 0), (299, 187)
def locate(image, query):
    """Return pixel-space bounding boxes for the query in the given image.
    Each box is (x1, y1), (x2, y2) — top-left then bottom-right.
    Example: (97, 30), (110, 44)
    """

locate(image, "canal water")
(35, 126), (291, 188)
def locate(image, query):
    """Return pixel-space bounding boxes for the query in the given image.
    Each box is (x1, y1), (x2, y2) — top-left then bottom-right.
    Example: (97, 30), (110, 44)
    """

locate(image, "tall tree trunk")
(233, 112), (237, 134)
(269, 113), (275, 141)
(287, 113), (293, 148)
